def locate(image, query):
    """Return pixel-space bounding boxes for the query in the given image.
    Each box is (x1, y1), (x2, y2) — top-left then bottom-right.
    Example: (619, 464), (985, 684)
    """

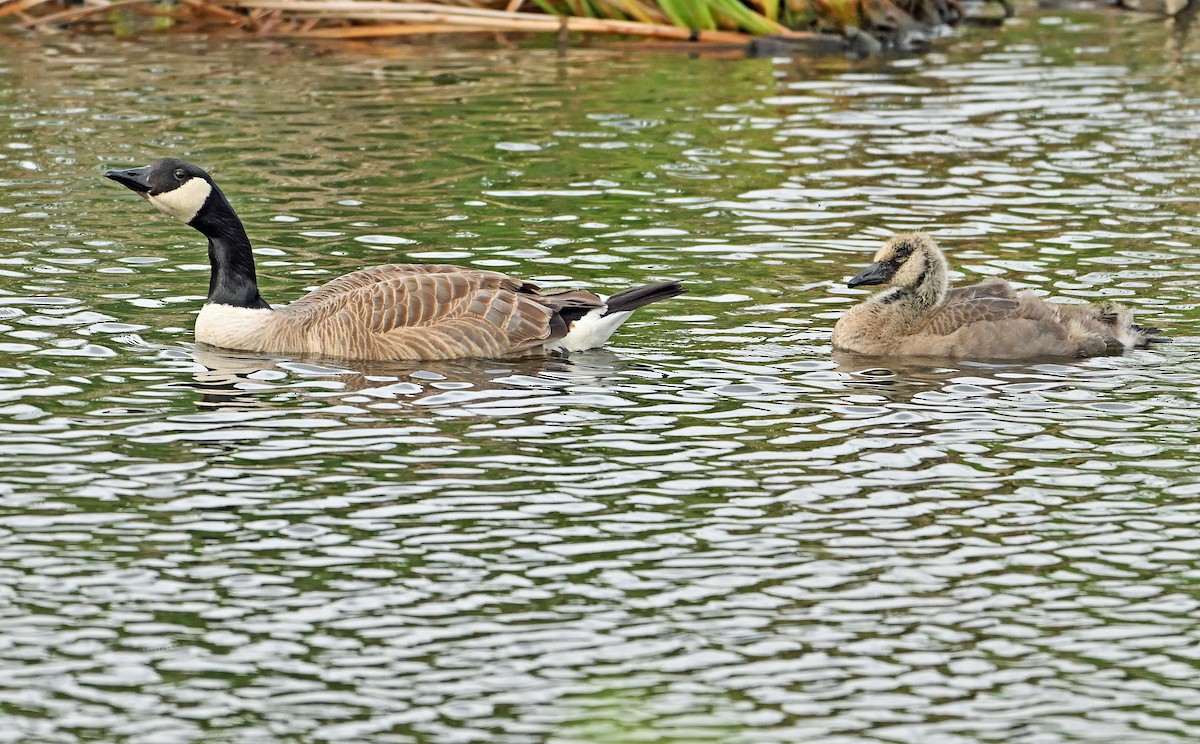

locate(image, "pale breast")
(194, 303), (277, 351)
(831, 303), (894, 355)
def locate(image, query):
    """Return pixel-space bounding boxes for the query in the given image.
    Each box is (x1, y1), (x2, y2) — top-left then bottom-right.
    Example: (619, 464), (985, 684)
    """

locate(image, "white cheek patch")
(147, 178), (212, 224)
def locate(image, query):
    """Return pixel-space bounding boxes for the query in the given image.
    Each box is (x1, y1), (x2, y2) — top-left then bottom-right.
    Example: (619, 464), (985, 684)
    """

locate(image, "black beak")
(847, 261), (892, 288)
(105, 165), (153, 196)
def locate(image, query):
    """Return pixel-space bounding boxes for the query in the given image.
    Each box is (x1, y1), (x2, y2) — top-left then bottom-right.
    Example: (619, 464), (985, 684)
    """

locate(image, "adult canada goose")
(831, 233), (1161, 359)
(106, 158), (684, 361)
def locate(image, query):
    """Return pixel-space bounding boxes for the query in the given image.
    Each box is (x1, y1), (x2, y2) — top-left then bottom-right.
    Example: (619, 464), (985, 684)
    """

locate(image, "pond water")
(2, 11), (1199, 743)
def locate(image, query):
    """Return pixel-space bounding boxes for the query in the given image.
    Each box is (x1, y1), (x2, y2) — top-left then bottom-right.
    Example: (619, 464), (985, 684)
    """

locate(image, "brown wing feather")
(914, 295), (1026, 337)
(274, 264), (591, 360)
(913, 278), (1050, 337)
(902, 280), (1089, 357)
(943, 277), (1018, 303)
(532, 288), (607, 320)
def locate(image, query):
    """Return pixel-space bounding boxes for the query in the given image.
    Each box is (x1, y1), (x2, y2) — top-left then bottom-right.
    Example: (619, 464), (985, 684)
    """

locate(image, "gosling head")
(106, 158), (233, 235)
(847, 233), (944, 290)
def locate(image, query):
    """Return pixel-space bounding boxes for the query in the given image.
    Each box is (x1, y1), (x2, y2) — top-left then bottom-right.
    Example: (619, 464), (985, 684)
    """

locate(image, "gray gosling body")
(106, 158), (683, 362)
(831, 233), (1159, 359)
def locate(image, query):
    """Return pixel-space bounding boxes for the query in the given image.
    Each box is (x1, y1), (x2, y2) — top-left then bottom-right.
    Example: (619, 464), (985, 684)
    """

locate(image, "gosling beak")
(847, 261), (891, 288)
(105, 165), (153, 197)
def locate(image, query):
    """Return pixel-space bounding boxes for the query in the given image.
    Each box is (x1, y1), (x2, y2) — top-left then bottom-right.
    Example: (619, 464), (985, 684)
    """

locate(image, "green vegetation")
(0, 0), (965, 51)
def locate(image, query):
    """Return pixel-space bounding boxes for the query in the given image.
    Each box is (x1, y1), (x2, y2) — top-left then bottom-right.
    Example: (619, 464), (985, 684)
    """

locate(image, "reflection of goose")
(832, 233), (1162, 359)
(106, 158), (684, 362)
(187, 345), (638, 412)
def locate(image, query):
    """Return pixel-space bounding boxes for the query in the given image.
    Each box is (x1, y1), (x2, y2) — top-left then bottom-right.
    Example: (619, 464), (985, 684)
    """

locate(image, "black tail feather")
(604, 281), (685, 315)
(1132, 323), (1169, 344)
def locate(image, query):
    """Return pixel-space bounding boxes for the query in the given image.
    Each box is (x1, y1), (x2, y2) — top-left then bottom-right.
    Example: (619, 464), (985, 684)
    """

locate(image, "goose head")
(106, 158), (238, 238)
(846, 233), (947, 293)
(107, 157), (266, 309)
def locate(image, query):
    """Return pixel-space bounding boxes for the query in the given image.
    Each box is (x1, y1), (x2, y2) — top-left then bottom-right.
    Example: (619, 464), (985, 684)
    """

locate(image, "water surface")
(2, 14), (1200, 743)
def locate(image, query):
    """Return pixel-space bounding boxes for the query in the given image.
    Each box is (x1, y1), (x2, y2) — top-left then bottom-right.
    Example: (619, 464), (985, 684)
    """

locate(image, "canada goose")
(831, 233), (1161, 359)
(106, 158), (684, 361)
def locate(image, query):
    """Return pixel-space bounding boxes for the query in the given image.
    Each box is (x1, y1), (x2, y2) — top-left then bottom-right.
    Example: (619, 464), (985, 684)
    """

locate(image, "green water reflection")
(1, 12), (1199, 743)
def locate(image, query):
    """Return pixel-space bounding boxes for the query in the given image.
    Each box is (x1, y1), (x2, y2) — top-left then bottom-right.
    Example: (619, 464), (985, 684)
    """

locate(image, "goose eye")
(173, 168), (187, 181)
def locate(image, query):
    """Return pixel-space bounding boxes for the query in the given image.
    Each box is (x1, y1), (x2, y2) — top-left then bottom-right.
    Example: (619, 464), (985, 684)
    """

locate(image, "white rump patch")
(195, 302), (274, 350)
(148, 178), (213, 224)
(547, 307), (633, 353)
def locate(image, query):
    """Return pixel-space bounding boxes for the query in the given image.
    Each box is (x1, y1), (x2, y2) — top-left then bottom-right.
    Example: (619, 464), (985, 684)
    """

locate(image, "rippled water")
(2, 12), (1200, 743)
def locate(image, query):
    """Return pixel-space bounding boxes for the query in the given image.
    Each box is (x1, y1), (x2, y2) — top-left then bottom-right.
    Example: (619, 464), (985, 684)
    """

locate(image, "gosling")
(831, 233), (1161, 359)
(106, 158), (684, 362)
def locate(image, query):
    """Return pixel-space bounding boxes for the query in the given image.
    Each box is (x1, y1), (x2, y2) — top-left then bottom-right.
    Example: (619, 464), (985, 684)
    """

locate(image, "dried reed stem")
(0, 0), (59, 19)
(230, 0), (788, 33)
(12, 0), (812, 42)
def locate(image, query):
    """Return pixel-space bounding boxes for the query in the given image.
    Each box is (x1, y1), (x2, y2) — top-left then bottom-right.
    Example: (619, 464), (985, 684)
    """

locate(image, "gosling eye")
(173, 168), (188, 181)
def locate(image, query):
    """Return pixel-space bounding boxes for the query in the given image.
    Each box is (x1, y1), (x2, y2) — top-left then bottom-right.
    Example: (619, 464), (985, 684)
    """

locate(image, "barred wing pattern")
(274, 264), (603, 360)
(908, 280), (1126, 357)
(912, 295), (1029, 338)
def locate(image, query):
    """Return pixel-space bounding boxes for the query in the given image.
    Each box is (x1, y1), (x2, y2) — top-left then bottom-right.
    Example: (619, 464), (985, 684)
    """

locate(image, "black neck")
(191, 187), (270, 309)
(207, 233), (270, 309)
